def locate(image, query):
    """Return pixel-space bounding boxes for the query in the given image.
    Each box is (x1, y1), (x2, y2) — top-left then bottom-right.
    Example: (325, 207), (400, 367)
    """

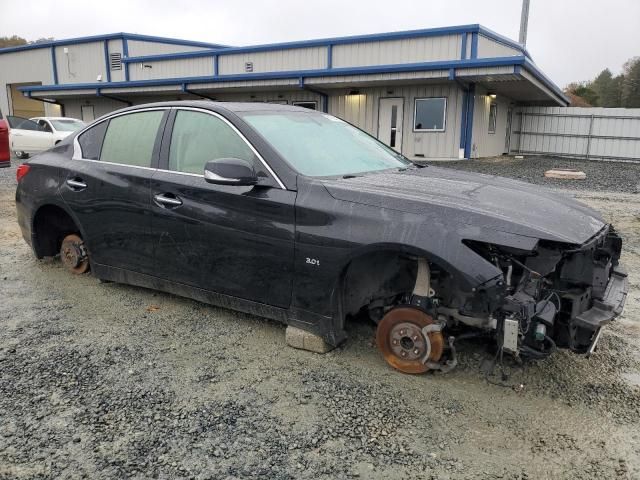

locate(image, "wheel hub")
(376, 307), (444, 374)
(62, 243), (82, 268)
(389, 322), (427, 361)
(60, 234), (89, 274)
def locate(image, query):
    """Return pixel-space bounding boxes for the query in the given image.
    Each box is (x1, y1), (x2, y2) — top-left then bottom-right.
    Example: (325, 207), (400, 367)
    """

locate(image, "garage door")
(8, 83), (45, 118)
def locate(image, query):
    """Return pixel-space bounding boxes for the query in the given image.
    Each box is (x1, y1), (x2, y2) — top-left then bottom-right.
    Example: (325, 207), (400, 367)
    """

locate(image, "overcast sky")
(1, 0), (638, 87)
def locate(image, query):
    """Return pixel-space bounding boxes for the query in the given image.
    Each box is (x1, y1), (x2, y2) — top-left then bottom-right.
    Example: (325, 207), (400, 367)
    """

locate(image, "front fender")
(292, 179), (534, 320)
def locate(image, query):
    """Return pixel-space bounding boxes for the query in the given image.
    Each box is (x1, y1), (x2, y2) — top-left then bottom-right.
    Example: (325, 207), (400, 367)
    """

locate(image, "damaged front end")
(374, 226), (627, 374)
(460, 225), (628, 360)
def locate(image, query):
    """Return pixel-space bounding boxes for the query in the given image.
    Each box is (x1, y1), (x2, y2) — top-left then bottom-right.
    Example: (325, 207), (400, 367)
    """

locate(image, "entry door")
(150, 109), (296, 308)
(504, 107), (513, 154)
(81, 105), (95, 123)
(378, 98), (404, 153)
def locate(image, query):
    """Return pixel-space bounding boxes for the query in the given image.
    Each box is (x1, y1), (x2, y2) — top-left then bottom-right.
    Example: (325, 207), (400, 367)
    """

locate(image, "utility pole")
(519, 0), (530, 46)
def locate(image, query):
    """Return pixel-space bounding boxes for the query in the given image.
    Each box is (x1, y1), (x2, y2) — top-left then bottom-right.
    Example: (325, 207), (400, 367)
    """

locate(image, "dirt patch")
(1, 159), (640, 479)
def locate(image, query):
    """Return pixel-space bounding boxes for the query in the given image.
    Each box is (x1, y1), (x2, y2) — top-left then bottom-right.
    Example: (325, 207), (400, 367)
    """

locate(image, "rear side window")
(100, 111), (164, 167)
(78, 121), (108, 160)
(168, 110), (255, 175)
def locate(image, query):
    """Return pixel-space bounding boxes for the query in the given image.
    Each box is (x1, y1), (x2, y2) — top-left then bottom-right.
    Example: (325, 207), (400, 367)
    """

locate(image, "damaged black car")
(15, 101), (628, 374)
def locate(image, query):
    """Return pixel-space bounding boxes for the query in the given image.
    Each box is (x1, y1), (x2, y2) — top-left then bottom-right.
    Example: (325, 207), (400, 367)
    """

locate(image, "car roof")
(30, 117), (82, 121)
(109, 100), (318, 116)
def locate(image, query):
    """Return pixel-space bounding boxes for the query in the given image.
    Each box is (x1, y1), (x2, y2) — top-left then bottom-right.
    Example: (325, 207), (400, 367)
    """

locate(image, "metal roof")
(0, 32), (229, 54)
(7, 24), (568, 106)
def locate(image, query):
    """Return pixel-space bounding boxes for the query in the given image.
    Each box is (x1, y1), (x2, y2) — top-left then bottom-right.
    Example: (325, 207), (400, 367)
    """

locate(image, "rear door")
(7, 116), (54, 153)
(61, 108), (169, 273)
(149, 107), (296, 307)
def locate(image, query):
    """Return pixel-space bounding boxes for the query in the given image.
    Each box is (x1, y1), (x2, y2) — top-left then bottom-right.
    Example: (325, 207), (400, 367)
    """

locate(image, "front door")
(377, 98), (404, 153)
(7, 116), (54, 153)
(150, 108), (296, 308)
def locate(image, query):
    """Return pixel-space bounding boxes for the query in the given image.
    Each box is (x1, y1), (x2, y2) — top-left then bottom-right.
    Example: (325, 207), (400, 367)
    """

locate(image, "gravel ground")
(1, 155), (640, 479)
(440, 155), (640, 193)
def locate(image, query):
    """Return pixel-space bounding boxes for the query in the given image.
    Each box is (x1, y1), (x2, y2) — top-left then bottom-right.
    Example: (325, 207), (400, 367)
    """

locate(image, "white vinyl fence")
(509, 107), (640, 162)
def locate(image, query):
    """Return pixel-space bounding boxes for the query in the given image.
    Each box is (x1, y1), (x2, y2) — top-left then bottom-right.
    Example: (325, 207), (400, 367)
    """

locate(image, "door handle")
(154, 193), (183, 208)
(66, 178), (87, 190)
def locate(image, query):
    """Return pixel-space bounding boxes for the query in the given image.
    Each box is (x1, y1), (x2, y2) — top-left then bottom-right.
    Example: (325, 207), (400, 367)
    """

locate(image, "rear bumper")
(574, 264), (628, 331)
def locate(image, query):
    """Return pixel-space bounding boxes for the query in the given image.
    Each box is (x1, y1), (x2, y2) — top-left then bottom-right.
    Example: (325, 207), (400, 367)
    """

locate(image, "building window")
(414, 98), (446, 132)
(292, 101), (317, 110)
(488, 103), (498, 134)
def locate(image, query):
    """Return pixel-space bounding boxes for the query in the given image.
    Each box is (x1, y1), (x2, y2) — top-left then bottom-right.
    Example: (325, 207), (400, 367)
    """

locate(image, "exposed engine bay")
(371, 225), (628, 374)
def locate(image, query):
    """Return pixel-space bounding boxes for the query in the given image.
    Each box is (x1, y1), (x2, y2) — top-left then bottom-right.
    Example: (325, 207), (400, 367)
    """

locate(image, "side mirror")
(204, 158), (258, 186)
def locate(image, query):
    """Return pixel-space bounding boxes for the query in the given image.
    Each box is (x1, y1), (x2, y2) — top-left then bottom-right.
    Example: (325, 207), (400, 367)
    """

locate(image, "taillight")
(16, 164), (30, 182)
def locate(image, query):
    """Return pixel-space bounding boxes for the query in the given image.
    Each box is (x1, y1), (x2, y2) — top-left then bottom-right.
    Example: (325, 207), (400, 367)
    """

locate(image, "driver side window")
(168, 110), (256, 175)
(38, 120), (52, 133)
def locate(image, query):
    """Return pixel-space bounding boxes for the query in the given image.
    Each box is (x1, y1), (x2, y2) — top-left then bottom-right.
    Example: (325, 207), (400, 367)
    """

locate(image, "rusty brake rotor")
(376, 306), (444, 374)
(60, 233), (90, 274)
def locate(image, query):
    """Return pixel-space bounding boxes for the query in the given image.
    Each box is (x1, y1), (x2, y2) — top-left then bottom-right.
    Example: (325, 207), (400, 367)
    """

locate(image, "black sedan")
(15, 101), (627, 374)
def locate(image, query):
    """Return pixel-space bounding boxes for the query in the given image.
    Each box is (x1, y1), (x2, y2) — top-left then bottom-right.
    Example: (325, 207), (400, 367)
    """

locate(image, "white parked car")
(8, 116), (86, 159)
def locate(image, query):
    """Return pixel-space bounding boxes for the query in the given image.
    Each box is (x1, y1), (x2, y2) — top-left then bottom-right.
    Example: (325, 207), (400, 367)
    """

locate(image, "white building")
(0, 25), (568, 160)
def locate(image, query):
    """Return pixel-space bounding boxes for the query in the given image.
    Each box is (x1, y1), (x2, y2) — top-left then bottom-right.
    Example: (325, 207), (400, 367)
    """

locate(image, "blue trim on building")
(0, 25), (484, 56)
(327, 44), (333, 69)
(122, 38), (130, 82)
(448, 68), (455, 80)
(213, 55), (218, 76)
(463, 83), (476, 159)
(0, 32), (228, 54)
(121, 24), (519, 65)
(103, 40), (111, 83)
(123, 50), (218, 63)
(470, 32), (478, 59)
(460, 33), (468, 60)
(50, 47), (58, 84)
(19, 52), (569, 106)
(321, 93), (329, 113)
(122, 33), (229, 49)
(19, 56), (528, 94)
(459, 89), (468, 150)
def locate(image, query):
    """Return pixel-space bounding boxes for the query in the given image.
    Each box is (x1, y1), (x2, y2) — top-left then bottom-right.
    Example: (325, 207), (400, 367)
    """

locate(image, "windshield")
(240, 111), (410, 177)
(50, 119), (86, 132)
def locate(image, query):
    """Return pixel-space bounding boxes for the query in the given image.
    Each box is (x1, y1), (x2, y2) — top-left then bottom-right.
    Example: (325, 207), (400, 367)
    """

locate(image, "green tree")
(0, 35), (27, 48)
(31, 37), (55, 44)
(590, 69), (623, 107)
(565, 82), (599, 106)
(621, 57), (640, 108)
(610, 75), (625, 107)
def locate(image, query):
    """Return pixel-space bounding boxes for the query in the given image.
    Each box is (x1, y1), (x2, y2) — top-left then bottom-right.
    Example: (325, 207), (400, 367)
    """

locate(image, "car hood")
(321, 166), (605, 245)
